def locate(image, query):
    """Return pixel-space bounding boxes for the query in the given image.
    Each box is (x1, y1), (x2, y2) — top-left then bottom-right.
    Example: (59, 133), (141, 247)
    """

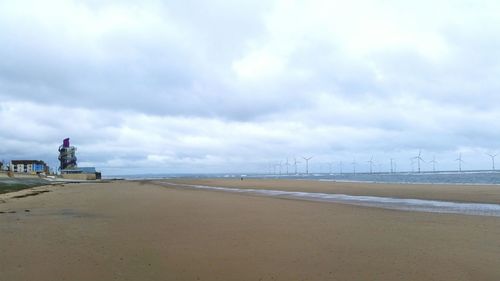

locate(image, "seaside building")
(59, 138), (101, 180)
(10, 160), (49, 174)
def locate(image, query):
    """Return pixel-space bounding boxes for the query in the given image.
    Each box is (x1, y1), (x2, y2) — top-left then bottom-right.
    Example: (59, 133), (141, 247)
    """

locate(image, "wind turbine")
(339, 161), (343, 175)
(412, 150), (424, 173)
(390, 158), (394, 173)
(293, 157), (300, 174)
(328, 162), (334, 174)
(455, 153), (464, 172)
(285, 158), (290, 175)
(486, 153), (498, 170)
(410, 158), (415, 173)
(367, 156), (374, 174)
(352, 158), (357, 175)
(302, 156), (313, 175)
(429, 156), (437, 172)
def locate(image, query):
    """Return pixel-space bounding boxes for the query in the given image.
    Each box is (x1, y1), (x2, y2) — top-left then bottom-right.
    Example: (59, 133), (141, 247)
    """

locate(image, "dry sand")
(1, 179), (500, 281)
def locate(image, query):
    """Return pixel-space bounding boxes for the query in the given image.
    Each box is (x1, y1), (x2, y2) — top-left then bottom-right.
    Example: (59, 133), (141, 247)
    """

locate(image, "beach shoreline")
(155, 181), (500, 217)
(159, 178), (500, 204)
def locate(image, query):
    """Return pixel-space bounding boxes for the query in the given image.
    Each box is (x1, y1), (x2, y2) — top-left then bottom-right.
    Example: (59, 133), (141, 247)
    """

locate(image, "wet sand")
(165, 178), (500, 204)
(1, 180), (500, 280)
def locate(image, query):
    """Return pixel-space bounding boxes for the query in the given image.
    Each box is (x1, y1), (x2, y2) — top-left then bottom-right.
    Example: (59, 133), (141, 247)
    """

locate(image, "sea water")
(113, 171), (500, 185)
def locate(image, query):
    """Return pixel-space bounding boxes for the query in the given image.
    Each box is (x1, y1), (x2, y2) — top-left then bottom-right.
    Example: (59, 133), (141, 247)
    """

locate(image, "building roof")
(79, 167), (97, 173)
(11, 160), (47, 165)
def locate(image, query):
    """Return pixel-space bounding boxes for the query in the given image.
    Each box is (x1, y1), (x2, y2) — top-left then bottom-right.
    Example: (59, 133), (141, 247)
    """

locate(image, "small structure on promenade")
(59, 138), (101, 180)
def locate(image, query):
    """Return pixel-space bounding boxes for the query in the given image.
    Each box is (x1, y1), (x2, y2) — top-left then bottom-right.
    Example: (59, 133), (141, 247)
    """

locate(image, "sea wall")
(0, 172), (43, 179)
(11, 173), (42, 179)
(61, 173), (97, 180)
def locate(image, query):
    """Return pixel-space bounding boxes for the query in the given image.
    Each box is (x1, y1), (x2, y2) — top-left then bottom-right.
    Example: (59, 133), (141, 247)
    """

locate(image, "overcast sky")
(1, 0), (500, 175)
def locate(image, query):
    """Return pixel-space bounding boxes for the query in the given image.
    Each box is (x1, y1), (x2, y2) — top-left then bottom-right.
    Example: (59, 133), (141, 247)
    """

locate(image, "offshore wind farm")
(179, 149), (500, 185)
(124, 167), (500, 185)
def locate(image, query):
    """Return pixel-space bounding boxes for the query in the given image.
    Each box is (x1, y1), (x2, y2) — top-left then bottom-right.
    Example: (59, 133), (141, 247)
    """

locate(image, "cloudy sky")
(1, 0), (500, 175)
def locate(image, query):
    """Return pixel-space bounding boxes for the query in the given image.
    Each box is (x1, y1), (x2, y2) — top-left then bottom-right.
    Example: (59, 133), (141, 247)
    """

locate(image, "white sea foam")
(159, 182), (500, 217)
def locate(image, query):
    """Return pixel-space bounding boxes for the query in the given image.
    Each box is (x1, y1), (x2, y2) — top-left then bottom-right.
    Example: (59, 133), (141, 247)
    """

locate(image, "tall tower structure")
(58, 138), (77, 170)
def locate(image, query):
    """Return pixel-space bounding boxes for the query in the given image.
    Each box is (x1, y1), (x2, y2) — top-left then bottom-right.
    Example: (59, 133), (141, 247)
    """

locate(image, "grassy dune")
(0, 178), (50, 194)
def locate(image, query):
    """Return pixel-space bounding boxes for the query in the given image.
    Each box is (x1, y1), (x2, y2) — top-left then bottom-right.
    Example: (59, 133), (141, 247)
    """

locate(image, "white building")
(10, 160), (48, 174)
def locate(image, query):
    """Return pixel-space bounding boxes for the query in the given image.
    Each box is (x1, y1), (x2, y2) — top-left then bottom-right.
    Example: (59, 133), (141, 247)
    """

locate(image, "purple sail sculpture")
(63, 138), (70, 148)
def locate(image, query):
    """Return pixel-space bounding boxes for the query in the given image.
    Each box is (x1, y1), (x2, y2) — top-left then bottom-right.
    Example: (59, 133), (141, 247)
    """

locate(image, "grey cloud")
(2, 1), (500, 174)
(0, 0), (286, 121)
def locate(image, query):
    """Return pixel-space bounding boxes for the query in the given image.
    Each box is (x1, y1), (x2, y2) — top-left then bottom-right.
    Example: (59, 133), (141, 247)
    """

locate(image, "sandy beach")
(1, 179), (500, 280)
